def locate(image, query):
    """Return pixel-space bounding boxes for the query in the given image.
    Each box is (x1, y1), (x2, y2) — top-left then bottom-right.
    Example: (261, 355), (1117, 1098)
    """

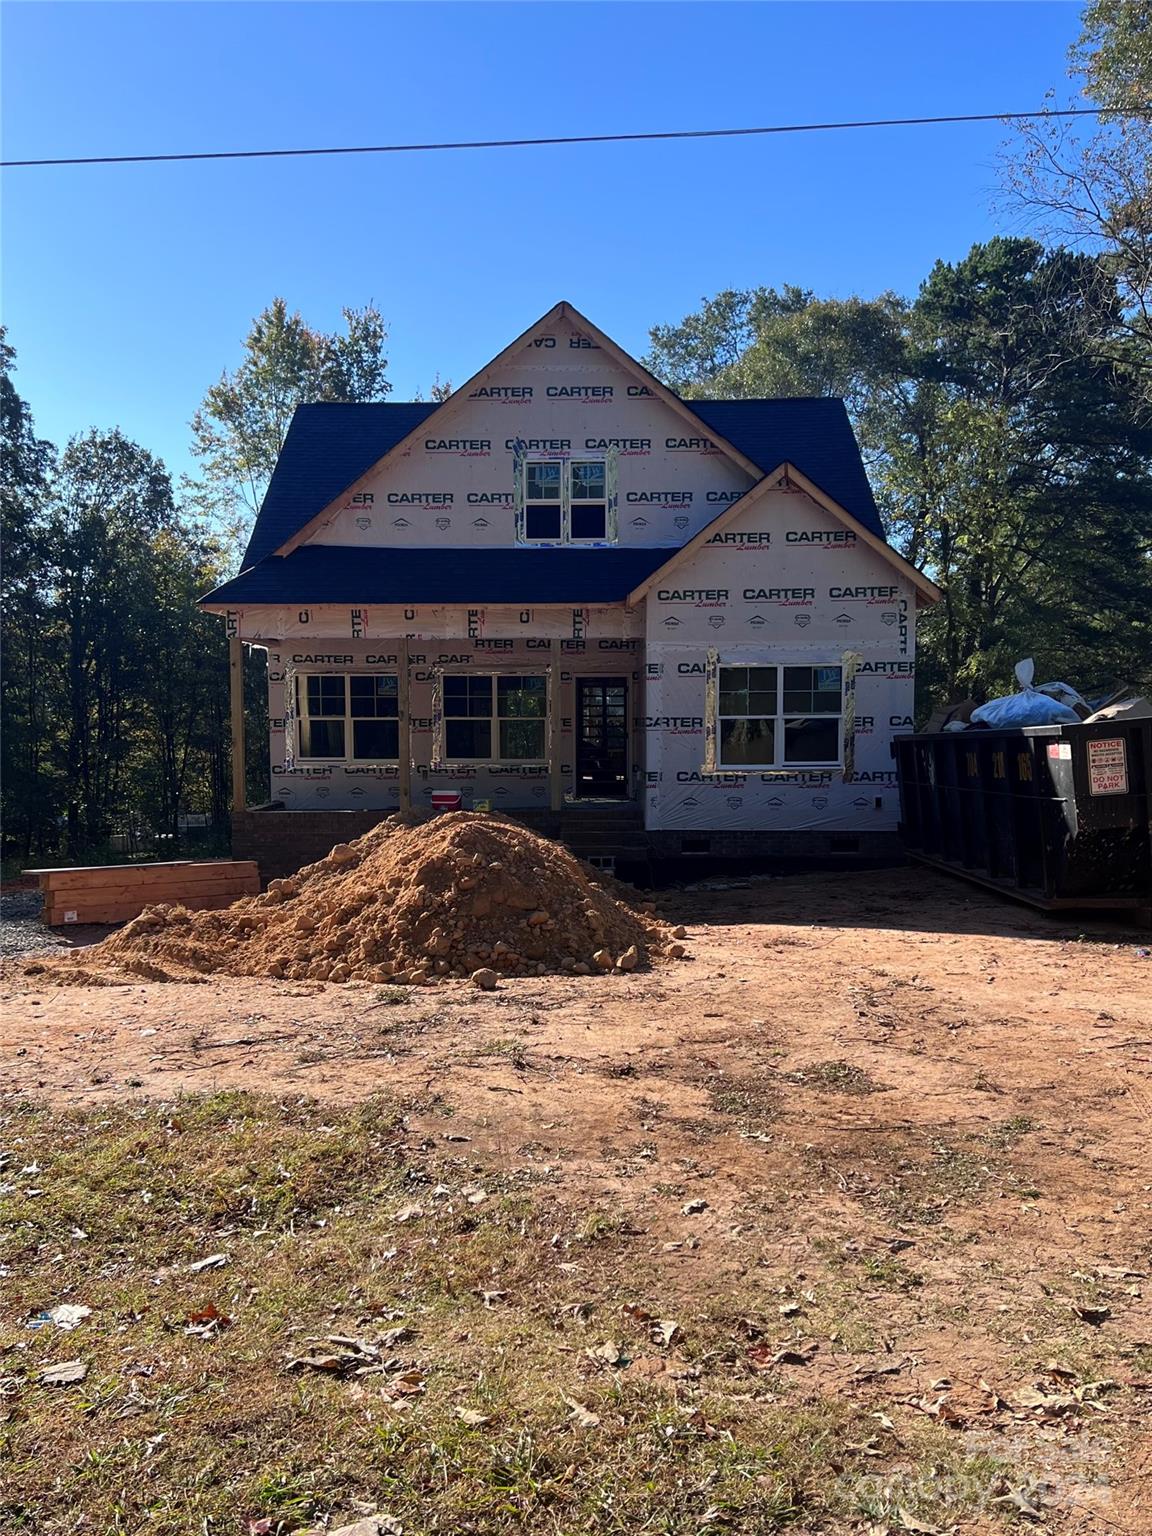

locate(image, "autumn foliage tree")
(189, 298), (391, 547)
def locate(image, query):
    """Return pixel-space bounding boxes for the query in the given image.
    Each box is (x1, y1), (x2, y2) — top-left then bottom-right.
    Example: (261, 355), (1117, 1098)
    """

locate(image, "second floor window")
(523, 458), (608, 544)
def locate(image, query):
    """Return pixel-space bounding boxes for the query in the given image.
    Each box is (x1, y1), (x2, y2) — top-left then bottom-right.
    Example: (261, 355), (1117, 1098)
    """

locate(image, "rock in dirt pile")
(35, 813), (686, 985)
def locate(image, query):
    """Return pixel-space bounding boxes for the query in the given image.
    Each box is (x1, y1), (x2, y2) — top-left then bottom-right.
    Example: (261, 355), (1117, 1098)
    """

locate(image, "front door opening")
(575, 678), (629, 798)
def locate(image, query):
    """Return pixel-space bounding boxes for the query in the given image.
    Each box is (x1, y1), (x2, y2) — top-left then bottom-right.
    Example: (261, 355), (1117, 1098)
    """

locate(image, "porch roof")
(201, 545), (673, 609)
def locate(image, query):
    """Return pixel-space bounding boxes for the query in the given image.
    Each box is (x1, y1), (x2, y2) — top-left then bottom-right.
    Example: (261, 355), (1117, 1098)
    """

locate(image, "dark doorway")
(575, 678), (629, 798)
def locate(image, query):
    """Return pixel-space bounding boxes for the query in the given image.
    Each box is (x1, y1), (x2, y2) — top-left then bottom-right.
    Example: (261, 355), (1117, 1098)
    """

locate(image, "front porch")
(227, 633), (644, 826)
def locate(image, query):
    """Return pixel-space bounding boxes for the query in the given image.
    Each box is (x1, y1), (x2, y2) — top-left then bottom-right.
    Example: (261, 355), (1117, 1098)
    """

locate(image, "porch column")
(548, 660), (564, 813)
(397, 638), (412, 813)
(229, 635), (246, 813)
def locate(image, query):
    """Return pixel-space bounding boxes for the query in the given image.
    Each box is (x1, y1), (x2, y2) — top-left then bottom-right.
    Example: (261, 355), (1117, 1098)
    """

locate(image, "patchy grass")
(803, 1130), (1028, 1227)
(1, 1094), (1033, 1535)
(703, 1072), (781, 1134)
(472, 1036), (531, 1070)
(783, 1059), (889, 1096)
(984, 1114), (1039, 1148)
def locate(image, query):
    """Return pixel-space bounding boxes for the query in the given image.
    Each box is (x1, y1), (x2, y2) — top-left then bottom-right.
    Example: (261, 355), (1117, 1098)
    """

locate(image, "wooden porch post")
(229, 635), (246, 813)
(398, 637), (412, 813)
(548, 661), (564, 813)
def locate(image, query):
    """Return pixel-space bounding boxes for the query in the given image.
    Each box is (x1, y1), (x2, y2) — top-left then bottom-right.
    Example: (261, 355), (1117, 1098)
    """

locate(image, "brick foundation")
(233, 805), (902, 884)
(646, 828), (902, 862)
(231, 807), (393, 882)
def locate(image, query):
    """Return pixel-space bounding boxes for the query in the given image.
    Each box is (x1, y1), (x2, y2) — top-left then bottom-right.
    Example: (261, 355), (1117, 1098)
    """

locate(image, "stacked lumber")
(27, 860), (260, 927)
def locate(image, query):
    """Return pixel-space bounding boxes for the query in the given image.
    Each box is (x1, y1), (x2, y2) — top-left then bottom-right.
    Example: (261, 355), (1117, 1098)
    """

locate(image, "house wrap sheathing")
(202, 302), (938, 862)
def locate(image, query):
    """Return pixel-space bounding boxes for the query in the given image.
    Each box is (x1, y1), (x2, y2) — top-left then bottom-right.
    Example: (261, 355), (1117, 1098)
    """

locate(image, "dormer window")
(522, 457), (610, 544)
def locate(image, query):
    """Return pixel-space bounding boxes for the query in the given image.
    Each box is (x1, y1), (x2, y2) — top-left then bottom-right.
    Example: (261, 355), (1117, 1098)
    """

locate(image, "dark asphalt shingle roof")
(241, 402), (438, 568)
(204, 546), (673, 608)
(689, 398), (882, 538)
(238, 394), (884, 572)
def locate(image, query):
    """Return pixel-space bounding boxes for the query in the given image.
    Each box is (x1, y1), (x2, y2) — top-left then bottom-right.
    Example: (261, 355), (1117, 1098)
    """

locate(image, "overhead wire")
(2, 107), (1143, 170)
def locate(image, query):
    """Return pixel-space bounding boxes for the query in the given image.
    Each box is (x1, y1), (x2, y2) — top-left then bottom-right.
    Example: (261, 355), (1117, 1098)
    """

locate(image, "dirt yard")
(3, 866), (1150, 1534)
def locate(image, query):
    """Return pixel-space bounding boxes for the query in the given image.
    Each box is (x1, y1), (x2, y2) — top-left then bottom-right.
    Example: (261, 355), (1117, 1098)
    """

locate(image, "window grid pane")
(526, 462), (562, 499)
(302, 718), (345, 758)
(570, 504), (607, 540)
(349, 674), (398, 718)
(719, 718), (775, 766)
(306, 675), (346, 717)
(783, 716), (841, 763)
(525, 505), (562, 541)
(445, 719), (492, 759)
(570, 461), (605, 499)
(500, 719), (546, 759)
(718, 667), (777, 719)
(352, 719), (399, 760)
(444, 675), (493, 717)
(497, 676), (547, 719)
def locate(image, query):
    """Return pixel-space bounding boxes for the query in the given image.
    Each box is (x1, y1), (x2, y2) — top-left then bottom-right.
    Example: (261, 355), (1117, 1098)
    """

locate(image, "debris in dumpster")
(969, 660), (1083, 729)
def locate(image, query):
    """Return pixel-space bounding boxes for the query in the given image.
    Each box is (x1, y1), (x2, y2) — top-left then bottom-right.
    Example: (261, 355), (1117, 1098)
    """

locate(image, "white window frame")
(440, 672), (549, 765)
(716, 662), (844, 771)
(295, 672), (399, 764)
(521, 456), (611, 546)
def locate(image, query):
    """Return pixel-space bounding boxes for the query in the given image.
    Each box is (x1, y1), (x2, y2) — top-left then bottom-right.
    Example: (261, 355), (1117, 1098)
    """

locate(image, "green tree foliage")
(645, 239), (1152, 709)
(1, 328), (58, 855)
(1003, 0), (1151, 410)
(906, 241), (1151, 702)
(49, 430), (178, 851)
(1074, 0), (1152, 111)
(190, 298), (391, 542)
(1, 339), (237, 861)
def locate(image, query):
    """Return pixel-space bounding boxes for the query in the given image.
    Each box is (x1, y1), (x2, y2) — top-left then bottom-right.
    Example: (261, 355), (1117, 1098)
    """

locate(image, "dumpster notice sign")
(1087, 737), (1128, 796)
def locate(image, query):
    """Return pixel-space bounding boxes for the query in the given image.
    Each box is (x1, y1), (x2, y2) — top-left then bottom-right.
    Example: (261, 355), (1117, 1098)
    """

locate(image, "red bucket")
(431, 790), (463, 812)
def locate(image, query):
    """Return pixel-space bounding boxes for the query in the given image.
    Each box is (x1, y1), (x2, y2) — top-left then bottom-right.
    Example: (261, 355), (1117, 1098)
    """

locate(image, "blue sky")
(3, 1), (1084, 482)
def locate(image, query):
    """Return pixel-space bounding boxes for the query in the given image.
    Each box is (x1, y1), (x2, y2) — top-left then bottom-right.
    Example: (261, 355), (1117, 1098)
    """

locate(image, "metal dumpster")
(893, 718), (1152, 911)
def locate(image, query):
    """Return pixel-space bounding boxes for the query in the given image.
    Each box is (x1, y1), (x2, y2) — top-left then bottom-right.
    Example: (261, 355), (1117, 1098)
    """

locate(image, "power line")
(1, 107), (1140, 170)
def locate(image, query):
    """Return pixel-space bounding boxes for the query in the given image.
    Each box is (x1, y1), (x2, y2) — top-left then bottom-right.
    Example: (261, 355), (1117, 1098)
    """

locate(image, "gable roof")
(626, 462), (941, 607)
(690, 399), (883, 539)
(201, 545), (672, 609)
(237, 392), (886, 574)
(241, 402), (438, 568)
(273, 301), (767, 561)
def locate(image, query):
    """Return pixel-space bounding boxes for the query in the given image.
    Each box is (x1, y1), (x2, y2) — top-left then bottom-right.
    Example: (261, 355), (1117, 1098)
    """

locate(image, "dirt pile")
(38, 813), (684, 985)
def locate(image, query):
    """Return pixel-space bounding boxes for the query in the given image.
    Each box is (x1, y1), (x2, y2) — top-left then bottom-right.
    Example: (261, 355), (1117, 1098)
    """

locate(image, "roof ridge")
(289, 396), (844, 410)
(693, 395), (847, 406)
(293, 399), (437, 408)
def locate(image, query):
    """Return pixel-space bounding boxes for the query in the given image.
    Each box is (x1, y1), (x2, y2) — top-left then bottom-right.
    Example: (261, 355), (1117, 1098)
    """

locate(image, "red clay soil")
(23, 812), (678, 987)
(3, 865), (1151, 1532)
